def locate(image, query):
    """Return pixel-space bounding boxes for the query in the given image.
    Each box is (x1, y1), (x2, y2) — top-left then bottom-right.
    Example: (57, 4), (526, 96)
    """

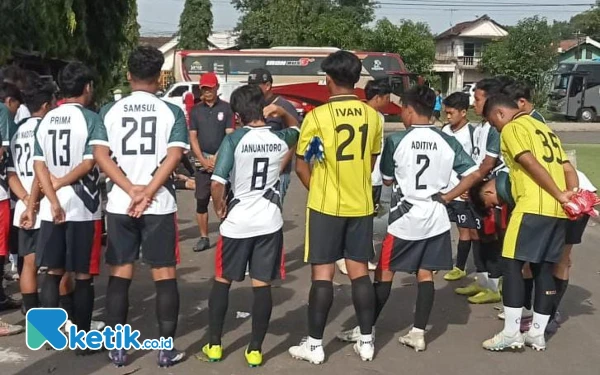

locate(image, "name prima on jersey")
(124, 104), (157, 112)
(241, 143), (283, 153)
(50, 116), (71, 124)
(412, 141), (438, 150)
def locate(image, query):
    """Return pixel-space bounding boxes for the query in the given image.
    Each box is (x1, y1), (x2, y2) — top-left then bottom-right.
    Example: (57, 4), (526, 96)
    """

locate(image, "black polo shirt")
(265, 96), (302, 174)
(189, 98), (235, 155)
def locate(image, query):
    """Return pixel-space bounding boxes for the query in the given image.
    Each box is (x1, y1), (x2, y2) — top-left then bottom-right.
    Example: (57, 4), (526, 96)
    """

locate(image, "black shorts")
(106, 213), (179, 268)
(566, 215), (590, 245)
(305, 209), (373, 264)
(19, 228), (39, 256)
(216, 229), (284, 283)
(195, 170), (212, 213)
(36, 221), (95, 273)
(447, 201), (481, 229)
(378, 231), (452, 273)
(433, 110), (441, 120)
(9, 210), (18, 255)
(503, 213), (567, 263)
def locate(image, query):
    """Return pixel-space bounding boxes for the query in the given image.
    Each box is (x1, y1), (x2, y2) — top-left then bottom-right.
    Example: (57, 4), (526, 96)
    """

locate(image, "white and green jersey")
(371, 112), (385, 187)
(0, 103), (17, 202)
(472, 121), (500, 166)
(34, 103), (101, 222)
(441, 122), (476, 200)
(91, 91), (189, 216)
(380, 125), (477, 240)
(8, 117), (42, 228)
(212, 126), (300, 238)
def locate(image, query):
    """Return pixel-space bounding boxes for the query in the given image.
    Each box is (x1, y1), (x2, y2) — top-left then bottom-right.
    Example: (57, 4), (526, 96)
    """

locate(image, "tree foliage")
(363, 19), (435, 75)
(178, 0), (213, 50)
(0, 0), (139, 100)
(481, 16), (557, 106)
(232, 0), (374, 48)
(570, 6), (600, 41)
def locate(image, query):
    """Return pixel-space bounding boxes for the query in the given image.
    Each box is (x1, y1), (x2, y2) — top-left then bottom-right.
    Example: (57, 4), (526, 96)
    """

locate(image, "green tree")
(178, 0), (213, 50)
(570, 6), (600, 41)
(363, 19), (435, 75)
(481, 16), (557, 106)
(0, 0), (139, 101)
(550, 20), (576, 40)
(232, 0), (373, 48)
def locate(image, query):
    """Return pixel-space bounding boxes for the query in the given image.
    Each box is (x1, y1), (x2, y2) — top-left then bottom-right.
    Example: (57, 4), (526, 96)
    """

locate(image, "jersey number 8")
(251, 157), (269, 190)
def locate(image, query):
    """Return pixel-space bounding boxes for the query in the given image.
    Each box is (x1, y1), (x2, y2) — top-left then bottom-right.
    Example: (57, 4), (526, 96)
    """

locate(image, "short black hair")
(58, 62), (94, 98)
(23, 80), (55, 113)
(365, 79), (392, 101)
(482, 94), (519, 118)
(469, 179), (490, 217)
(475, 77), (504, 97)
(443, 92), (470, 111)
(402, 85), (436, 118)
(0, 82), (23, 104)
(128, 46), (164, 82)
(501, 81), (532, 103)
(230, 84), (266, 125)
(1, 66), (24, 86)
(321, 51), (362, 89)
(21, 70), (41, 92)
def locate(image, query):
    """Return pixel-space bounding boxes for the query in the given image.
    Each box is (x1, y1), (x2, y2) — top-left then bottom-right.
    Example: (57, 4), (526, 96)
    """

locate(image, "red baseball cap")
(200, 72), (219, 88)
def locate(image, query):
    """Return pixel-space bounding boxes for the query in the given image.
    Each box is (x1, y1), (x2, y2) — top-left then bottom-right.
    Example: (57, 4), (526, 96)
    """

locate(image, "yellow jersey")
(500, 114), (567, 218)
(297, 95), (383, 217)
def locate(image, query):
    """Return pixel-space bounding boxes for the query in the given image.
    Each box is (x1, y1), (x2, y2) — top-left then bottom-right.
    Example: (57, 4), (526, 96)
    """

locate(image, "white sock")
(360, 334), (373, 343)
(528, 312), (550, 336)
(502, 306), (523, 336)
(477, 272), (489, 288)
(307, 336), (322, 347)
(488, 277), (500, 292)
(522, 308), (533, 318)
(410, 327), (425, 334)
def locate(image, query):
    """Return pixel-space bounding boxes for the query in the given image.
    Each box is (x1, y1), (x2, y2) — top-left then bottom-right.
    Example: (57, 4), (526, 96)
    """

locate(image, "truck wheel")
(578, 108), (596, 122)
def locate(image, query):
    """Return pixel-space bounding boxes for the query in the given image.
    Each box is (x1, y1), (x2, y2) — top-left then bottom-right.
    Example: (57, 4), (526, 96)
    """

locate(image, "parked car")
(160, 81), (243, 113)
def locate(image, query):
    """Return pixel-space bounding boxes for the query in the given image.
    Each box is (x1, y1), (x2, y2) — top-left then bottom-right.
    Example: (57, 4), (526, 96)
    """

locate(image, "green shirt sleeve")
(81, 108), (104, 159)
(166, 102), (190, 148)
(33, 120), (44, 158)
(274, 128), (300, 148)
(485, 125), (500, 158)
(0, 104), (14, 147)
(212, 128), (247, 184)
(380, 132), (402, 180)
(89, 104), (112, 146)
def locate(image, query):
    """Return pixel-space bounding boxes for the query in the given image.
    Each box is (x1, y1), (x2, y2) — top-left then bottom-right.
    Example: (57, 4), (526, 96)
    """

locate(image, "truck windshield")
(553, 74), (569, 90)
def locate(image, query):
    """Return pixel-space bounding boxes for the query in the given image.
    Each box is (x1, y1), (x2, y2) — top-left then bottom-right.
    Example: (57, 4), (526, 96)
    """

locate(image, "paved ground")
(2, 164), (600, 374)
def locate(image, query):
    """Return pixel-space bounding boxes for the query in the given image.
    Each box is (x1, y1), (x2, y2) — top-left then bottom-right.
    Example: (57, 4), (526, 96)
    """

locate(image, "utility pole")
(574, 30), (584, 61)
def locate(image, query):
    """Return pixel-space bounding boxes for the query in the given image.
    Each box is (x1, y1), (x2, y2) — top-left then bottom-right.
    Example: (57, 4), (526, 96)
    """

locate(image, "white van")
(160, 81), (243, 112)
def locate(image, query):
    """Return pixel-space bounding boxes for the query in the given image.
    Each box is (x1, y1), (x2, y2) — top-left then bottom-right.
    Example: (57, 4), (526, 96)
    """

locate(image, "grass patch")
(563, 144), (600, 188)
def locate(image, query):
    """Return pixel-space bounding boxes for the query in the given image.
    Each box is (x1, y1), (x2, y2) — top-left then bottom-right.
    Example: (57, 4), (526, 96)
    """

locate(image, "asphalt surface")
(1, 148), (600, 374)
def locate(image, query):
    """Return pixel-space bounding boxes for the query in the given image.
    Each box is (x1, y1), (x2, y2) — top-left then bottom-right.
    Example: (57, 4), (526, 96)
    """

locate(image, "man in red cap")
(189, 72), (235, 252)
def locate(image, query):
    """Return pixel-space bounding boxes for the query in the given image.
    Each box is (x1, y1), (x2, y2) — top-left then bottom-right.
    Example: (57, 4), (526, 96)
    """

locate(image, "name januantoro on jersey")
(92, 91), (189, 216)
(212, 126), (299, 239)
(8, 117), (42, 228)
(33, 103), (101, 222)
(380, 125), (477, 240)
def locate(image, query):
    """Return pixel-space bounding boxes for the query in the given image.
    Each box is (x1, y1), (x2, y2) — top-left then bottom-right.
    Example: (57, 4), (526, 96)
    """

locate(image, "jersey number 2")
(336, 124), (368, 161)
(251, 158), (269, 190)
(49, 129), (71, 166)
(415, 154), (430, 190)
(14, 144), (33, 177)
(122, 117), (157, 155)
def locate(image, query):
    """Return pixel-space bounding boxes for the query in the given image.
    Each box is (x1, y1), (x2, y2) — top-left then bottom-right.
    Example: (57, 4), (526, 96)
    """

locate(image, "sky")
(137, 0), (595, 36)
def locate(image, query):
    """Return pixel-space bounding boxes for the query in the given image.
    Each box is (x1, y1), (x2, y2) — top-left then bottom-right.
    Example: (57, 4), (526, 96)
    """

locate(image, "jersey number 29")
(122, 117), (157, 155)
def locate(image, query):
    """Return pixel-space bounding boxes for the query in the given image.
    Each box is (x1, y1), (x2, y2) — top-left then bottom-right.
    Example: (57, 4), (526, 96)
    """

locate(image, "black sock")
(59, 292), (75, 321)
(455, 240), (471, 271)
(551, 277), (568, 320)
(73, 279), (95, 332)
(22, 292), (39, 312)
(156, 279), (180, 341)
(17, 256), (23, 277)
(0, 256), (6, 300)
(249, 286), (272, 352)
(308, 280), (333, 340)
(40, 274), (62, 308)
(351, 276), (375, 335)
(414, 281), (435, 330)
(208, 280), (230, 345)
(105, 276), (132, 328)
(523, 278), (534, 310)
(373, 281), (392, 325)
